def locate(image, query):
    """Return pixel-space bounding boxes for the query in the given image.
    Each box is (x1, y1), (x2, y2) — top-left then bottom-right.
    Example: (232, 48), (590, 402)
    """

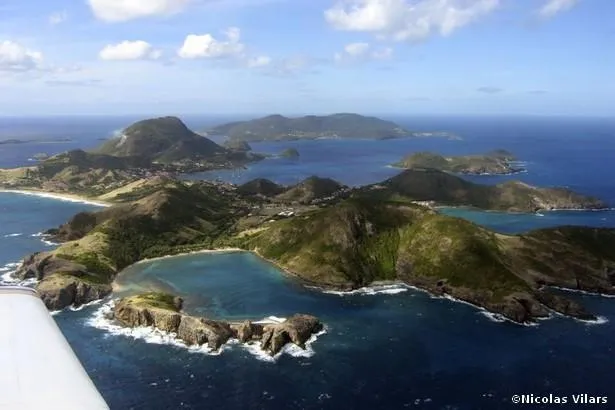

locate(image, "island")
(0, 138), (73, 145)
(279, 148), (300, 159)
(0, 116), (264, 196)
(7, 160), (613, 327)
(393, 150), (525, 175)
(112, 292), (323, 355)
(206, 113), (414, 141)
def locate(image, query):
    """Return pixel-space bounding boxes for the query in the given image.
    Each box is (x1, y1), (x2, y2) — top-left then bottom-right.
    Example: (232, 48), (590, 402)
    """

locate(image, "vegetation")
(276, 176), (345, 204)
(397, 214), (528, 299)
(207, 113), (413, 141)
(280, 148), (300, 158)
(96, 116), (226, 163)
(15, 161), (615, 321)
(124, 292), (180, 311)
(393, 150), (522, 175)
(358, 168), (606, 212)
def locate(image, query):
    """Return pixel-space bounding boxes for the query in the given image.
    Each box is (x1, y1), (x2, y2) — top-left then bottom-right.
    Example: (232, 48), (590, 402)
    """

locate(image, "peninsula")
(393, 150), (525, 175)
(112, 293), (323, 355)
(8, 168), (613, 326)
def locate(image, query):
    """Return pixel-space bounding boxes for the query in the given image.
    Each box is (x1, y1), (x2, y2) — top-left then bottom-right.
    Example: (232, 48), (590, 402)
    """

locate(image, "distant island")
(393, 150), (525, 175)
(0, 116), (264, 196)
(0, 137), (73, 145)
(279, 148), (300, 158)
(205, 113), (415, 141)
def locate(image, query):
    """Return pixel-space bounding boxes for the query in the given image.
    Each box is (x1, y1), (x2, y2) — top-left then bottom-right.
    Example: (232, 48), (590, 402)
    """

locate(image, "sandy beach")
(131, 247), (245, 266)
(0, 188), (112, 207)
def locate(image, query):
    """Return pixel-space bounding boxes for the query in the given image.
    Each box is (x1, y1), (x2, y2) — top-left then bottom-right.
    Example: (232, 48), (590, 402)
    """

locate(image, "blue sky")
(0, 0), (612, 116)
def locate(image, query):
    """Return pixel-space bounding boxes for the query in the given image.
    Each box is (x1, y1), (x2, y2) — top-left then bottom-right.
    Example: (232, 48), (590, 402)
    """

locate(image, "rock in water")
(112, 293), (324, 355)
(37, 275), (112, 311)
(260, 314), (323, 355)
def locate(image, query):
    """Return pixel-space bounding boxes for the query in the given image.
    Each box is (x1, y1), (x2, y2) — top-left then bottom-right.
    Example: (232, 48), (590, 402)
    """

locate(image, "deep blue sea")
(1, 115), (615, 409)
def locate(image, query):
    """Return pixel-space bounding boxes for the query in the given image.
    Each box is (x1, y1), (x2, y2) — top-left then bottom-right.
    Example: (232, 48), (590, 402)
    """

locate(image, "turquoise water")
(1, 115), (615, 409)
(438, 207), (615, 234)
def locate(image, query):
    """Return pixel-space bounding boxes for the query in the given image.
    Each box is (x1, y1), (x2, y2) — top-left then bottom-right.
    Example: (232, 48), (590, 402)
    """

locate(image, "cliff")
(393, 150), (524, 175)
(113, 293), (323, 355)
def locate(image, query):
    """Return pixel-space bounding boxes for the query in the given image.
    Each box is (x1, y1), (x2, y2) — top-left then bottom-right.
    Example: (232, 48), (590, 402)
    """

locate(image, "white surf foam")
(3, 233), (23, 238)
(253, 316), (287, 324)
(69, 299), (103, 312)
(239, 328), (327, 363)
(314, 283), (409, 296)
(549, 286), (615, 298)
(0, 262), (22, 284)
(0, 189), (110, 207)
(30, 232), (59, 246)
(581, 316), (609, 325)
(87, 301), (325, 362)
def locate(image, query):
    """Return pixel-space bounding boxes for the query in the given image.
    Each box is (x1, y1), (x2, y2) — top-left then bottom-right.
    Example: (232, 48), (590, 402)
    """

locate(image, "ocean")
(1, 115), (615, 409)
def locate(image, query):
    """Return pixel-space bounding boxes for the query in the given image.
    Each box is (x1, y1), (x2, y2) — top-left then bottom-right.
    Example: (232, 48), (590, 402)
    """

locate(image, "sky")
(0, 0), (613, 117)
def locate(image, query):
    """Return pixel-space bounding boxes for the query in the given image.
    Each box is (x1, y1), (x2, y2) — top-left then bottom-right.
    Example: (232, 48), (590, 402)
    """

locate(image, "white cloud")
(537, 0), (578, 18)
(99, 41), (162, 61)
(334, 42), (393, 63)
(345, 42), (370, 57)
(178, 27), (245, 59)
(247, 55), (272, 68)
(0, 41), (43, 72)
(88, 0), (191, 22)
(49, 11), (68, 25)
(325, 0), (499, 42)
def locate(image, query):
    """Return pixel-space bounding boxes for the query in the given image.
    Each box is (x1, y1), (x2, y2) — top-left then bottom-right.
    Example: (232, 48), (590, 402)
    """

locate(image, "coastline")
(0, 188), (112, 207)
(129, 247), (245, 267)
(388, 164), (527, 176)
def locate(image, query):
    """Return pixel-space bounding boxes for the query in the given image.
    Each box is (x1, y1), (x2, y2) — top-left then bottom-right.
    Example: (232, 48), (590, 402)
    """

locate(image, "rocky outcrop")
(36, 275), (112, 310)
(260, 315), (323, 354)
(13, 251), (115, 310)
(112, 294), (324, 355)
(14, 252), (78, 281)
(535, 292), (597, 321)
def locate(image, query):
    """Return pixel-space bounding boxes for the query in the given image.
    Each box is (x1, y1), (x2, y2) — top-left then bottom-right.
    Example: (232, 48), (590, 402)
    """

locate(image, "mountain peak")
(95, 116), (225, 162)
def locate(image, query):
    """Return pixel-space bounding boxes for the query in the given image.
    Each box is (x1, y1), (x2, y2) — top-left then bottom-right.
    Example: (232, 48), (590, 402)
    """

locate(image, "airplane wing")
(0, 287), (109, 409)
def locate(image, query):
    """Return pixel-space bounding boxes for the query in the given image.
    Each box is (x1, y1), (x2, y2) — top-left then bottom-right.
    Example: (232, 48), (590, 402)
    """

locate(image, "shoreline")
(130, 247), (245, 267)
(0, 188), (111, 207)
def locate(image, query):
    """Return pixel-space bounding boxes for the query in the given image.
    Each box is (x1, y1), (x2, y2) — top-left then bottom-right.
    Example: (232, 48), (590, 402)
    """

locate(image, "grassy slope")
(393, 151), (515, 174)
(363, 168), (605, 212)
(45, 180), (247, 288)
(238, 198), (615, 320)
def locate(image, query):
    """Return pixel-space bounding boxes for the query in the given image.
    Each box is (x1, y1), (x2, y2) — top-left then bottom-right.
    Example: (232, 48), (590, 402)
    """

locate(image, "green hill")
(237, 178), (285, 197)
(208, 113), (413, 141)
(279, 148), (300, 158)
(393, 150), (523, 175)
(239, 198), (613, 322)
(9, 168), (614, 323)
(363, 168), (605, 212)
(96, 116), (227, 163)
(276, 176), (345, 204)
